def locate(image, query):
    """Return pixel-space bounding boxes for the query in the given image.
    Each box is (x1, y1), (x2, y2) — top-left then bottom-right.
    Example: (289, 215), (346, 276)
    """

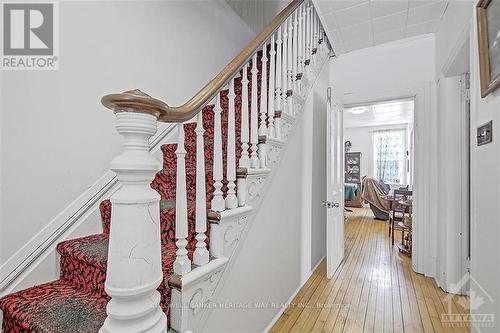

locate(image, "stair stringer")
(169, 50), (330, 333)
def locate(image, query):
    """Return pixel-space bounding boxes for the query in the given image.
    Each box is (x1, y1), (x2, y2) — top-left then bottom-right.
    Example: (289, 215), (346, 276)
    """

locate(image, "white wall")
(0, 0), (254, 289)
(435, 1), (474, 78)
(469, 8), (500, 330)
(203, 62), (329, 333)
(331, 36), (436, 96)
(330, 36), (439, 278)
(225, 0), (289, 33)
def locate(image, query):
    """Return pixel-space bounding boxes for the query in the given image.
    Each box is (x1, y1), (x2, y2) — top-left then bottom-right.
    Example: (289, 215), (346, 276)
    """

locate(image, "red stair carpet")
(0, 53), (270, 332)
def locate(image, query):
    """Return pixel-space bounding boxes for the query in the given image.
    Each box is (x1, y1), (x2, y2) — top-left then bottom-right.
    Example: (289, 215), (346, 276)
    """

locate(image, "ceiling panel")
(372, 11), (407, 33)
(314, 0), (449, 54)
(334, 2), (371, 27)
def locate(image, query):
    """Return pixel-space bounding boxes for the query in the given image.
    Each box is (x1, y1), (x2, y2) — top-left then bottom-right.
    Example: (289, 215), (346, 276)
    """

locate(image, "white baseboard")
(0, 124), (176, 293)
(262, 255), (326, 333)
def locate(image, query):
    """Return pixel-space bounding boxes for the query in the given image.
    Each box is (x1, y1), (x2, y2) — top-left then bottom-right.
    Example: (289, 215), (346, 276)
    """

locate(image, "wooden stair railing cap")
(101, 89), (169, 118)
(101, 0), (305, 123)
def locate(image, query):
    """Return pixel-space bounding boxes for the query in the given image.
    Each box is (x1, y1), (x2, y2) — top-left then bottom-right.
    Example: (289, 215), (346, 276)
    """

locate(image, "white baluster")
(313, 9), (318, 64)
(173, 122), (191, 275)
(211, 94), (225, 211)
(100, 91), (167, 332)
(275, 26), (283, 114)
(259, 43), (268, 137)
(250, 53), (260, 168)
(309, 4), (313, 64)
(258, 136), (266, 168)
(293, 11), (298, 92)
(239, 64), (250, 168)
(302, 5), (307, 66)
(287, 17), (294, 116)
(297, 5), (304, 91)
(193, 111), (209, 266)
(287, 17), (293, 95)
(226, 78), (238, 209)
(275, 27), (283, 141)
(268, 34), (276, 139)
(281, 20), (288, 115)
(306, 4), (311, 66)
(275, 112), (282, 140)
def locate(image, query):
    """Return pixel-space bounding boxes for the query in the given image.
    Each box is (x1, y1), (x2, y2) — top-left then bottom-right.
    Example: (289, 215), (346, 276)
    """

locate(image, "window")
(372, 129), (406, 184)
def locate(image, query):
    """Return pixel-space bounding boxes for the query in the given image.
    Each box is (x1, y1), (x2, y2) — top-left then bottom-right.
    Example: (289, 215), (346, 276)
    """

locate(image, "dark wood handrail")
(102, 0), (304, 122)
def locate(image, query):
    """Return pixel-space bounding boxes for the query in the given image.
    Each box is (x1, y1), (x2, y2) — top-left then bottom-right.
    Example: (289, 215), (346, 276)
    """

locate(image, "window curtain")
(373, 130), (405, 184)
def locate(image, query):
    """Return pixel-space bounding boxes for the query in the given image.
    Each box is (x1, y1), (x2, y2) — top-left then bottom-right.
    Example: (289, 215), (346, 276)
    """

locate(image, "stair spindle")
(193, 111), (209, 266)
(174, 122), (191, 275)
(275, 27), (283, 114)
(287, 17), (294, 116)
(302, 5), (307, 69)
(292, 10), (298, 92)
(306, 3), (311, 65)
(268, 34), (276, 139)
(259, 43), (268, 137)
(211, 94), (225, 211)
(297, 5), (304, 93)
(281, 20), (289, 115)
(250, 53), (260, 168)
(226, 78), (238, 209)
(239, 64), (250, 168)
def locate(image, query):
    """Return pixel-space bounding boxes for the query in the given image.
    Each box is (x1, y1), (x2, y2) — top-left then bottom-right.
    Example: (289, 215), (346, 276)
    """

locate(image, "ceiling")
(315, 0), (449, 54)
(344, 98), (414, 128)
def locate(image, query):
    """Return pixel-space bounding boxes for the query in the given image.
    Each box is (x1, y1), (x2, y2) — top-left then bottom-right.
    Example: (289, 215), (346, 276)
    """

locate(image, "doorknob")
(322, 201), (340, 208)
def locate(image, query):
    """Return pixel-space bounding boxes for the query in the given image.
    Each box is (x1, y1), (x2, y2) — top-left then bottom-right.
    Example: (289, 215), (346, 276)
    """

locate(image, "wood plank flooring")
(271, 208), (470, 333)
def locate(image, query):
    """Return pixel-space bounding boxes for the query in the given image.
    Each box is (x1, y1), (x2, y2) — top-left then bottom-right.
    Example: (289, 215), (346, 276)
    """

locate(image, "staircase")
(0, 1), (330, 332)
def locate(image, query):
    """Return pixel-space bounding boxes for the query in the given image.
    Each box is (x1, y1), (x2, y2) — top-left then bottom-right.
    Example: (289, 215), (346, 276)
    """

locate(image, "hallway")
(271, 208), (470, 333)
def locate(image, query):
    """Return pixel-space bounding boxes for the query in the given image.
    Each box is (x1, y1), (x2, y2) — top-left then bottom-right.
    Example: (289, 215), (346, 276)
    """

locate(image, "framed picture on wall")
(477, 0), (500, 97)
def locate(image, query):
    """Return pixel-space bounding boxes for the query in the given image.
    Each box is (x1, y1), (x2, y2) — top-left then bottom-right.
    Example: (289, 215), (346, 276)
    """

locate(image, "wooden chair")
(389, 189), (413, 246)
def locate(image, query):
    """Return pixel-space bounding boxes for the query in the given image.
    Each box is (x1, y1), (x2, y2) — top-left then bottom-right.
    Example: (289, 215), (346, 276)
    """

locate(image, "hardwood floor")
(270, 208), (470, 333)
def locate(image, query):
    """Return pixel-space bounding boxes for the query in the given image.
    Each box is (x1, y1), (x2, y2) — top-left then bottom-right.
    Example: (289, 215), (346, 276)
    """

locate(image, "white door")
(325, 87), (345, 279)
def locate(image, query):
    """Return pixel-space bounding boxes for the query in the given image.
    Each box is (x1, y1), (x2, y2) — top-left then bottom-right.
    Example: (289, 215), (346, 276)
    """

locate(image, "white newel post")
(212, 94), (225, 211)
(268, 34), (276, 139)
(226, 78), (238, 209)
(174, 122), (191, 275)
(250, 53), (260, 168)
(194, 111), (209, 266)
(259, 43), (268, 137)
(239, 64), (250, 168)
(100, 90), (168, 333)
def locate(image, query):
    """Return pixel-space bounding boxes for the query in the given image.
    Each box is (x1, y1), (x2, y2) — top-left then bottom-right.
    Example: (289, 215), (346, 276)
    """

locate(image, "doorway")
(343, 98), (415, 250)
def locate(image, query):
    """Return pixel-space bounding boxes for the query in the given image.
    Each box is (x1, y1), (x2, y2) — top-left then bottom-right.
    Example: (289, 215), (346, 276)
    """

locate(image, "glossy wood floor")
(271, 208), (470, 333)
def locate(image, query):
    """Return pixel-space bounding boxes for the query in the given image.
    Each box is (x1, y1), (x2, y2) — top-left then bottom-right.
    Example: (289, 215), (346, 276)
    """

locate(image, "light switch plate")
(477, 121), (493, 146)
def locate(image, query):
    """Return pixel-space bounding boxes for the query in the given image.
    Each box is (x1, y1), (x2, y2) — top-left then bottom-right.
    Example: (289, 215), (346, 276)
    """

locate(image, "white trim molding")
(0, 124), (176, 294)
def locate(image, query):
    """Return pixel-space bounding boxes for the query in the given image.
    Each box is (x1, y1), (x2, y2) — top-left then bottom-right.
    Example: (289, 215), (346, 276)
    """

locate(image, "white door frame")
(339, 83), (438, 279)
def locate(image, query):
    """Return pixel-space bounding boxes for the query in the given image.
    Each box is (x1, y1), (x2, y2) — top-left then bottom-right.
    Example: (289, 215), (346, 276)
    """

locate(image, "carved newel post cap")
(101, 89), (169, 119)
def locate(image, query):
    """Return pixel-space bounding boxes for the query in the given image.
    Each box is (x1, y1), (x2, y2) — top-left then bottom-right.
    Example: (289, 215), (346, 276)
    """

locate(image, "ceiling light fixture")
(349, 106), (368, 114)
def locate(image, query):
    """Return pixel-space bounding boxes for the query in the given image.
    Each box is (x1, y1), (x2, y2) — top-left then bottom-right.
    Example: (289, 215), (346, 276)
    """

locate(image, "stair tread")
(0, 280), (107, 333)
(57, 234), (108, 269)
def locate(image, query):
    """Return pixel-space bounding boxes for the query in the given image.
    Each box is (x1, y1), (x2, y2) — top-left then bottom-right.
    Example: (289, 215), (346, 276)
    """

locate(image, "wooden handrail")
(102, 0), (305, 122)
